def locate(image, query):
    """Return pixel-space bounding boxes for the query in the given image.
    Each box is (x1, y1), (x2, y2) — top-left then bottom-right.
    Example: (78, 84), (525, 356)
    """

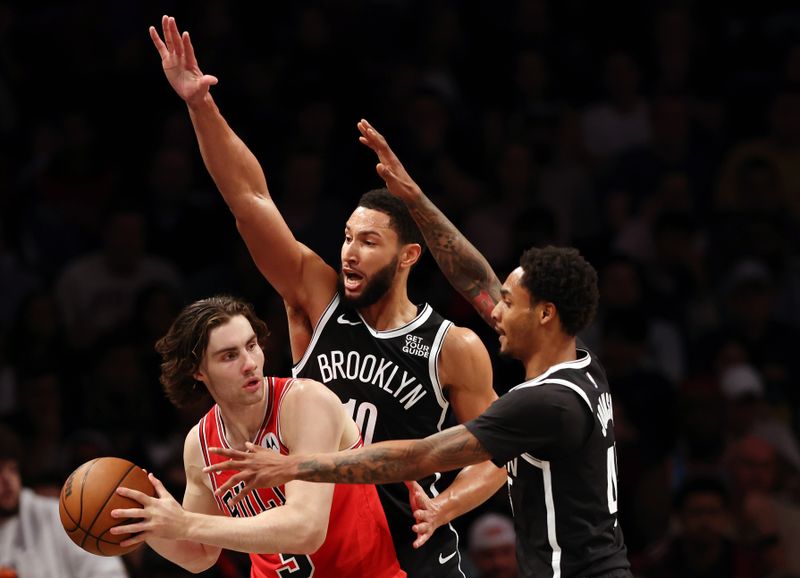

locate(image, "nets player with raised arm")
(108, 295), (404, 578)
(205, 124), (632, 578)
(150, 15), (498, 577)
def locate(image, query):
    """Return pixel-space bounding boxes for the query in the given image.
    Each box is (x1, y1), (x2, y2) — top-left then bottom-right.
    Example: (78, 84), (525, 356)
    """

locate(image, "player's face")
(195, 315), (266, 407)
(0, 459), (21, 517)
(340, 207), (402, 308)
(491, 268), (539, 360)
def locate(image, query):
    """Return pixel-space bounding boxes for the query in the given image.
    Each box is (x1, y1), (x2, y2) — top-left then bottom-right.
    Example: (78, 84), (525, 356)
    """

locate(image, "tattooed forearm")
(406, 197), (501, 326)
(294, 426), (492, 485)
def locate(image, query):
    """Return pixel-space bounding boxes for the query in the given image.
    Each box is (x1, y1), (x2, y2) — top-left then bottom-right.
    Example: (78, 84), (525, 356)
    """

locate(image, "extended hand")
(204, 442), (293, 507)
(110, 473), (187, 547)
(405, 480), (445, 549)
(357, 119), (422, 204)
(149, 15), (218, 106)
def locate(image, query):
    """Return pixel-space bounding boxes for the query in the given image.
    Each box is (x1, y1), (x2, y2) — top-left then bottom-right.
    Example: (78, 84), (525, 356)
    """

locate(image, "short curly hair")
(519, 246), (599, 336)
(155, 295), (269, 408)
(358, 188), (425, 249)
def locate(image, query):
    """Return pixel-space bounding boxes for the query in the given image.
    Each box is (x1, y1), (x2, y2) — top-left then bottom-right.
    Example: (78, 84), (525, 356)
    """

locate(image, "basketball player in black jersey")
(205, 123), (632, 577)
(151, 16), (499, 578)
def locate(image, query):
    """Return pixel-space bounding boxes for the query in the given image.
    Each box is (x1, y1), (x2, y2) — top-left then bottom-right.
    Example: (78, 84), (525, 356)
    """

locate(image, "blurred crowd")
(1, 1), (800, 576)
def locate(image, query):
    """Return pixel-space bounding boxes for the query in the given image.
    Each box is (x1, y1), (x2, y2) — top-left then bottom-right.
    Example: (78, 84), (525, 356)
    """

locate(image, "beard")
(338, 257), (398, 309)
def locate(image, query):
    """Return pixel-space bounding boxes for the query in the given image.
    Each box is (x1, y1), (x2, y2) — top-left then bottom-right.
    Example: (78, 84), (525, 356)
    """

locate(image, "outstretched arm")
(206, 424), (492, 492)
(150, 16), (336, 316)
(358, 119), (502, 327)
(407, 462), (507, 548)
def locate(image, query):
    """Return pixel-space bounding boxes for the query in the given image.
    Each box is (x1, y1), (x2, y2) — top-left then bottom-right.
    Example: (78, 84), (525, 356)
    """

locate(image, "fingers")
(119, 533), (148, 548)
(209, 446), (250, 459)
(213, 473), (245, 497)
(161, 15), (172, 53)
(412, 527), (432, 549)
(148, 473), (172, 500)
(116, 486), (152, 504)
(110, 521), (147, 536)
(228, 483), (254, 508)
(167, 16), (183, 57)
(149, 26), (168, 59)
(203, 458), (239, 475)
(110, 507), (146, 519)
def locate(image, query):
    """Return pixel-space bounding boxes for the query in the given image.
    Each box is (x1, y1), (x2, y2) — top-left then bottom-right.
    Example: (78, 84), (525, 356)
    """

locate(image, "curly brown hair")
(155, 295), (269, 408)
(519, 246), (599, 336)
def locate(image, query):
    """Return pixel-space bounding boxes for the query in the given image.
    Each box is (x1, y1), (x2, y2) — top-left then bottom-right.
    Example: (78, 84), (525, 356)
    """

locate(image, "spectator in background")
(633, 476), (761, 578)
(55, 204), (182, 350)
(466, 513), (518, 578)
(581, 51), (651, 168)
(0, 424), (128, 578)
(719, 363), (800, 471)
(724, 435), (800, 576)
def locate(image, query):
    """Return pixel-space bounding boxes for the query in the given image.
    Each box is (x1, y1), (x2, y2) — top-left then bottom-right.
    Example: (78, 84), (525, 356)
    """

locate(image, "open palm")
(149, 15), (218, 106)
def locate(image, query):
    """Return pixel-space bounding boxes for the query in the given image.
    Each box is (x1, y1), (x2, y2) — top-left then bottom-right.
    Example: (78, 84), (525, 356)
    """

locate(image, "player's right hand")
(405, 481), (445, 549)
(149, 15), (218, 106)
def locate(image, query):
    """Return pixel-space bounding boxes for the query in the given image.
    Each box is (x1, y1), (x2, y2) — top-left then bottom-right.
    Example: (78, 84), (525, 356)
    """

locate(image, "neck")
(523, 333), (578, 379)
(357, 281), (418, 331)
(217, 381), (269, 450)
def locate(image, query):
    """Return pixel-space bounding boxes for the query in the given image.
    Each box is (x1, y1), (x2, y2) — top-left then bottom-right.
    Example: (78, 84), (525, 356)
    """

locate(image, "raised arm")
(358, 119), (502, 327)
(150, 16), (337, 316)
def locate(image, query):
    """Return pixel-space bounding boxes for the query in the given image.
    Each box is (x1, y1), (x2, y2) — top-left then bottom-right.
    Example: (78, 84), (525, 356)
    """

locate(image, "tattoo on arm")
(295, 426), (491, 485)
(407, 198), (502, 326)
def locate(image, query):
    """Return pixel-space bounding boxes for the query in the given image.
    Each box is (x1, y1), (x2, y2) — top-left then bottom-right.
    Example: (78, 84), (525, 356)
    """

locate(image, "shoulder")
(441, 324), (490, 360)
(282, 378), (342, 413)
(183, 424), (204, 466)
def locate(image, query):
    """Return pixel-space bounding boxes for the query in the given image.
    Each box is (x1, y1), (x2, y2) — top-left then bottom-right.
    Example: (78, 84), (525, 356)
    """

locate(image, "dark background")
(1, 1), (799, 576)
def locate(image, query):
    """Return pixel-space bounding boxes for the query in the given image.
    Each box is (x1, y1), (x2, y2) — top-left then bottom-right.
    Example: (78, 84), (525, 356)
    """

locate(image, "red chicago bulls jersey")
(198, 376), (404, 578)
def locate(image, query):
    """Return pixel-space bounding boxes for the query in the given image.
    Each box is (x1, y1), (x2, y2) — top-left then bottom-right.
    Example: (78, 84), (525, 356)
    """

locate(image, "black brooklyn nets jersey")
(293, 293), (465, 578)
(466, 347), (630, 578)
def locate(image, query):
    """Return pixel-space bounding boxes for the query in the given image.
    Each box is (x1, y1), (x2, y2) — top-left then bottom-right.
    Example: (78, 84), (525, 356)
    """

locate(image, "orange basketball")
(58, 457), (156, 556)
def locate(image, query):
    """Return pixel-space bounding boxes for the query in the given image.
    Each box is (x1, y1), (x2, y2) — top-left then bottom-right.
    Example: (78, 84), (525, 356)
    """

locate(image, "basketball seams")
(76, 458), (100, 547)
(81, 463), (136, 548)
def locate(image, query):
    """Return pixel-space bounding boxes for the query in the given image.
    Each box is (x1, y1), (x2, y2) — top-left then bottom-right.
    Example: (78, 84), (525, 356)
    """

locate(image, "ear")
(399, 243), (422, 270)
(193, 368), (207, 384)
(539, 301), (557, 326)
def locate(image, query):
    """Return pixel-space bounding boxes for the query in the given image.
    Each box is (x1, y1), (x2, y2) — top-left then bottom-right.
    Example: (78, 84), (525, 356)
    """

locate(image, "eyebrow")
(209, 333), (257, 357)
(345, 226), (384, 237)
(500, 287), (511, 297)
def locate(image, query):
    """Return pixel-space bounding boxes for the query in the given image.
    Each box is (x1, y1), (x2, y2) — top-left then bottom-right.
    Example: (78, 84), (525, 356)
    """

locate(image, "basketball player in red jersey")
(109, 296), (404, 578)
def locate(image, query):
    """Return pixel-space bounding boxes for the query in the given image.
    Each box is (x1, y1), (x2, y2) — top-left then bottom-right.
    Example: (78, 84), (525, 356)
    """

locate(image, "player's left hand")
(205, 442), (291, 506)
(405, 480), (445, 548)
(110, 473), (187, 546)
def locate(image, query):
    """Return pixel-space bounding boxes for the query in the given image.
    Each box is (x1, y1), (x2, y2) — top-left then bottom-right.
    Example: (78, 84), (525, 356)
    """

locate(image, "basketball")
(58, 457), (156, 556)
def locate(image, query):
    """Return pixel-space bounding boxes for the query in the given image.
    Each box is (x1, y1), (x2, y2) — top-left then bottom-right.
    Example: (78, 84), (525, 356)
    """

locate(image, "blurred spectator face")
(20, 292), (59, 340)
(497, 143), (536, 198)
(408, 93), (449, 154)
(103, 212), (145, 273)
(604, 52), (640, 105)
(679, 490), (729, 545)
(284, 152), (324, 203)
(469, 513), (518, 578)
(0, 459), (21, 517)
(600, 259), (642, 308)
(514, 49), (548, 99)
(471, 544), (518, 578)
(651, 96), (689, 149)
(728, 437), (777, 494)
(149, 146), (192, 202)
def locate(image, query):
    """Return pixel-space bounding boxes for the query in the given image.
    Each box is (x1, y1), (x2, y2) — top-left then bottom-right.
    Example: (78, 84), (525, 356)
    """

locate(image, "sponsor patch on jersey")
(402, 334), (430, 358)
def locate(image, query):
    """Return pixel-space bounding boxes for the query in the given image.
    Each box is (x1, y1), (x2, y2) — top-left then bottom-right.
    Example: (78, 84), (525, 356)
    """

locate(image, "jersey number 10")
(343, 399), (378, 445)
